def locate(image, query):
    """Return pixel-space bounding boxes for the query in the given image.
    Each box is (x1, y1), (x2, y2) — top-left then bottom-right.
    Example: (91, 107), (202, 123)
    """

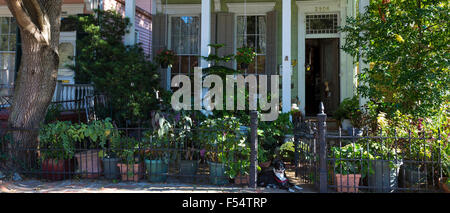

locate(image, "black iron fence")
(294, 104), (447, 193)
(0, 105), (447, 192)
(0, 112), (259, 187)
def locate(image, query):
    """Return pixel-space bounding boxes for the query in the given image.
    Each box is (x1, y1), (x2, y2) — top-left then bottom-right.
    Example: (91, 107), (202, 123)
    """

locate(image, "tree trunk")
(5, 0), (62, 172)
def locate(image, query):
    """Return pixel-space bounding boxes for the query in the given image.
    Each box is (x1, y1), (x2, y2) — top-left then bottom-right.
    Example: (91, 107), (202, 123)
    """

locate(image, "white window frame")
(168, 14), (201, 56)
(234, 15), (267, 74)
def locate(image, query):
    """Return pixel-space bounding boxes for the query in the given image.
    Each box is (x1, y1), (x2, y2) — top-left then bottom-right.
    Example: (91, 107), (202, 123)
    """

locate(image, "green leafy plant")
(154, 48), (176, 66)
(330, 143), (375, 178)
(279, 141), (295, 163)
(77, 118), (117, 149)
(258, 112), (294, 157)
(341, 0), (449, 117)
(113, 136), (141, 164)
(235, 46), (256, 65)
(69, 10), (161, 125)
(198, 116), (249, 179)
(202, 43), (240, 76)
(44, 104), (62, 124)
(39, 121), (77, 161)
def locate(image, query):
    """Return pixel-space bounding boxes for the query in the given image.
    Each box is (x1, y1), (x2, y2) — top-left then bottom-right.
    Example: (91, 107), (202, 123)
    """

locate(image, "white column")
(298, 9), (306, 115)
(201, 0), (211, 68)
(282, 0), (292, 113)
(359, 0), (369, 107)
(125, 0), (136, 46)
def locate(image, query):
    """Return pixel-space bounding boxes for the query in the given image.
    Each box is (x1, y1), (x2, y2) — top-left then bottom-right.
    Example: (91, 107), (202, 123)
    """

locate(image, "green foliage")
(258, 146), (271, 163)
(374, 102), (449, 176)
(70, 10), (160, 124)
(341, 0), (450, 117)
(330, 143), (375, 178)
(44, 104), (62, 124)
(279, 141), (295, 162)
(235, 46), (256, 65)
(202, 44), (235, 66)
(39, 119), (120, 161)
(198, 116), (249, 179)
(112, 136), (141, 164)
(39, 121), (77, 161)
(77, 118), (118, 149)
(334, 96), (359, 121)
(258, 112), (294, 156)
(154, 48), (176, 66)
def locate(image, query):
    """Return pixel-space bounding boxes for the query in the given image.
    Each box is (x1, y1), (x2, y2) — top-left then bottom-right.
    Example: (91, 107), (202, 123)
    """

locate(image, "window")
(0, 17), (17, 96)
(306, 14), (339, 34)
(237, 15), (266, 74)
(170, 16), (200, 75)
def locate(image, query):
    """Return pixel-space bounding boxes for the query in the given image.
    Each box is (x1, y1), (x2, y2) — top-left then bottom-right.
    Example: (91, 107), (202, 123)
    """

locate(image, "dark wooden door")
(320, 38), (340, 115)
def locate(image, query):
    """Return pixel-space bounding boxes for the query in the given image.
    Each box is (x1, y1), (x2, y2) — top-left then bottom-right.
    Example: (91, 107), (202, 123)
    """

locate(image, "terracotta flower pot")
(335, 174), (362, 193)
(75, 150), (102, 178)
(41, 158), (75, 181)
(439, 177), (450, 193)
(234, 174), (249, 185)
(117, 163), (143, 182)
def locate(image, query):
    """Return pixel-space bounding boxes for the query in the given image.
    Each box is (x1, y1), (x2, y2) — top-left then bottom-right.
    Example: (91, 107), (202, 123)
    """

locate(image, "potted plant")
(365, 140), (403, 193)
(258, 147), (272, 168)
(235, 46), (256, 70)
(144, 113), (171, 183)
(99, 121), (122, 180)
(202, 43), (239, 78)
(330, 143), (374, 193)
(200, 117), (245, 185)
(334, 96), (363, 135)
(74, 119), (115, 178)
(172, 111), (199, 181)
(39, 121), (76, 181)
(154, 48), (176, 69)
(439, 177), (450, 193)
(115, 136), (144, 182)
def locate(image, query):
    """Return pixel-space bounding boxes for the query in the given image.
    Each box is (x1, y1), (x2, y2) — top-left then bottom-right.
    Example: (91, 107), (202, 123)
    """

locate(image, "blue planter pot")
(208, 161), (228, 185)
(102, 158), (120, 179)
(145, 159), (168, 182)
(180, 160), (199, 182)
(368, 160), (403, 193)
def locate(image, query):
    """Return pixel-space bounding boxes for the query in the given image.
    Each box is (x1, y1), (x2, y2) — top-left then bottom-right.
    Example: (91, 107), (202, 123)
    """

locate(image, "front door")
(305, 38), (340, 116)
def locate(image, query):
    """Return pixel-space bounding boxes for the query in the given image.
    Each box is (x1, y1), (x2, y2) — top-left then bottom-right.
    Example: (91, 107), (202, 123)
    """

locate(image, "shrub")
(70, 10), (161, 125)
(341, 0), (449, 117)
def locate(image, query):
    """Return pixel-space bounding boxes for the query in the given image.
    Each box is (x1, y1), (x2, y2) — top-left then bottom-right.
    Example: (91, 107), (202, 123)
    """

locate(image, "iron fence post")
(318, 102), (328, 193)
(249, 110), (258, 188)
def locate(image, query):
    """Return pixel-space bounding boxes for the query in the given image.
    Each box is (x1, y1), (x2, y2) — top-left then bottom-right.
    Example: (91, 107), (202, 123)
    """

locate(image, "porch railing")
(52, 83), (94, 111)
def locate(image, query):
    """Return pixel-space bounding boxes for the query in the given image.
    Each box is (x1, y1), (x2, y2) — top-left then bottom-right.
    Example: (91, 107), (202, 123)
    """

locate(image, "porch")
(152, 0), (364, 116)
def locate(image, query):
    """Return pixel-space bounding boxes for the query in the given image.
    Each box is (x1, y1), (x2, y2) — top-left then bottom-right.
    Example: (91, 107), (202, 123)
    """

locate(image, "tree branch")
(5, 0), (48, 45)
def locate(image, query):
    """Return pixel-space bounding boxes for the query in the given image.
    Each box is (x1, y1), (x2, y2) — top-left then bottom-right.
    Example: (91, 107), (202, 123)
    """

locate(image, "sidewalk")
(0, 179), (317, 193)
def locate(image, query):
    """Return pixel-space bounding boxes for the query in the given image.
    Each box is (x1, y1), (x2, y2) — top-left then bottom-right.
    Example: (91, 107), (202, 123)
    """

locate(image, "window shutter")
(215, 12), (235, 68)
(211, 12), (217, 53)
(266, 10), (277, 76)
(152, 14), (168, 89)
(152, 14), (168, 59)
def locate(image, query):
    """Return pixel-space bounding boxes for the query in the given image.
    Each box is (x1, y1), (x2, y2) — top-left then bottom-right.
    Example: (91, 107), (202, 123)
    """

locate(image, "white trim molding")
(162, 4), (202, 15)
(296, 0), (353, 114)
(227, 2), (276, 15)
